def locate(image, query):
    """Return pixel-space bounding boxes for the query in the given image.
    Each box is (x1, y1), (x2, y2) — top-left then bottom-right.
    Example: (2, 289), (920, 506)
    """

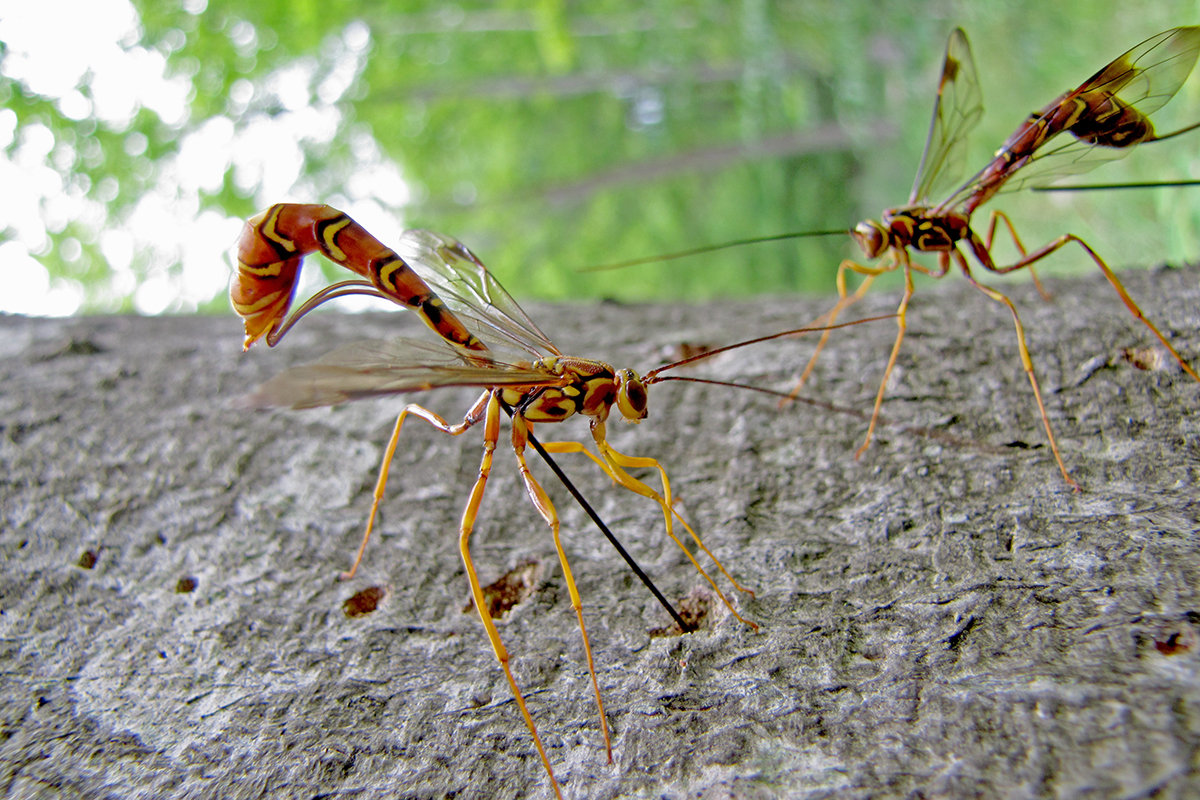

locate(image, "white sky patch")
(232, 108), (338, 200)
(0, 241), (82, 316)
(121, 186), (244, 313)
(0, 108), (16, 147)
(100, 229), (135, 273)
(183, 210), (245, 302)
(177, 117), (237, 194)
(134, 273), (174, 315)
(269, 59), (319, 112)
(0, 0), (190, 128)
(0, 125), (58, 254)
(0, 11), (408, 318)
(318, 23), (369, 104)
(0, 0), (140, 98)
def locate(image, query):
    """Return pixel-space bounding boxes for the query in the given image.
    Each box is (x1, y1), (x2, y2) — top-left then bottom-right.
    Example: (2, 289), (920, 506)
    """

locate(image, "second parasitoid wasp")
(588, 26), (1200, 491)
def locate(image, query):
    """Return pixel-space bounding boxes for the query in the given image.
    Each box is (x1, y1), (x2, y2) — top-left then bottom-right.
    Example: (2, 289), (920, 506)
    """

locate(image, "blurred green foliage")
(4, 0), (1200, 314)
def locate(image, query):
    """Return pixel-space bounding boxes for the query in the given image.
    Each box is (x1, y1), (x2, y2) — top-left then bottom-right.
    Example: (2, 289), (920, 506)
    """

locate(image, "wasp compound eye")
(615, 369), (648, 421)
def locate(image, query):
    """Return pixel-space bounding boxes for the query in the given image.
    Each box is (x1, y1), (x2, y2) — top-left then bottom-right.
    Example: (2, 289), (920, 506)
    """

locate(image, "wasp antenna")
(577, 229), (851, 273)
(657, 376), (1012, 456)
(644, 313), (898, 383)
(1036, 179), (1200, 191)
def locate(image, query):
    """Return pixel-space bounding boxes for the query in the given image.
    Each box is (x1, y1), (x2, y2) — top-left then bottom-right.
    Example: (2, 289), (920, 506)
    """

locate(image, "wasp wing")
(240, 337), (562, 410)
(395, 230), (560, 359)
(943, 27), (1200, 205)
(909, 28), (985, 205)
(1070, 26), (1200, 122)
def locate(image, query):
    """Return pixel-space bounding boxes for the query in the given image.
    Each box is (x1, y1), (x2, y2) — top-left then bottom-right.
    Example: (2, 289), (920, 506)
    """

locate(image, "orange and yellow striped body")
(231, 203), (485, 354)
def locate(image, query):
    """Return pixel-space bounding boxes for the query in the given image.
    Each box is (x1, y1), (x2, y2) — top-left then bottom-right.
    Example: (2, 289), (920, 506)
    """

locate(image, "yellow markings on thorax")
(502, 360), (620, 425)
(891, 214), (916, 240)
(499, 386), (527, 407)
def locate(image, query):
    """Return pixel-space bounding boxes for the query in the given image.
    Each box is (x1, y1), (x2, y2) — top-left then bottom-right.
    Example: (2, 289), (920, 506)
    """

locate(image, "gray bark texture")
(2, 263), (1199, 800)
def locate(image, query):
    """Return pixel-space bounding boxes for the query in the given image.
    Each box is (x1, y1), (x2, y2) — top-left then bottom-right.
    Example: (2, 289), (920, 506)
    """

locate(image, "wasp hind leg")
(982, 210), (1051, 301)
(459, 393), (565, 799)
(977, 215), (1198, 383)
(955, 250), (1082, 492)
(508, 414), (613, 765)
(341, 391), (491, 580)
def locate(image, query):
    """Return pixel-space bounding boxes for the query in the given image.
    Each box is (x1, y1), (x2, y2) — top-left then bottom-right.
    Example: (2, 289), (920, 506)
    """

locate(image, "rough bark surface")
(2, 264), (1199, 800)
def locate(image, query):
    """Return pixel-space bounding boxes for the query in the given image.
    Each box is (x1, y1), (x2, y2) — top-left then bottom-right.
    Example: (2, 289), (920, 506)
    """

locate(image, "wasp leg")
(982, 210), (1050, 301)
(460, 392), (563, 799)
(540, 428), (757, 632)
(509, 415), (613, 764)
(855, 253), (918, 461)
(954, 248), (1082, 492)
(342, 391), (491, 581)
(786, 257), (889, 403)
(975, 222), (1199, 383)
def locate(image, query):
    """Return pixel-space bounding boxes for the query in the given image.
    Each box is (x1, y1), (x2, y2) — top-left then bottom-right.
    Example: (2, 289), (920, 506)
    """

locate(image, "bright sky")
(0, 0), (410, 317)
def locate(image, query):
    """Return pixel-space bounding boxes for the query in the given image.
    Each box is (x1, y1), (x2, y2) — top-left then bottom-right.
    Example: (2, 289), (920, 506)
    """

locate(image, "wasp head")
(851, 220), (889, 259)
(615, 369), (648, 423)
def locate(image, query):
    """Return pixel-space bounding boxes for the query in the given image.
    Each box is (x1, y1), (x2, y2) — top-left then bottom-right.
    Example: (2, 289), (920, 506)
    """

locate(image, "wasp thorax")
(852, 220), (888, 258)
(615, 369), (648, 422)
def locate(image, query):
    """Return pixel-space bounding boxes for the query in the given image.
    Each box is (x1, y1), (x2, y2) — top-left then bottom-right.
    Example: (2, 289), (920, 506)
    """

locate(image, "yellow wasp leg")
(509, 415), (613, 764)
(954, 251), (1082, 492)
(785, 257), (887, 402)
(982, 210), (1050, 301)
(460, 392), (563, 800)
(908, 248), (952, 279)
(856, 253), (916, 461)
(341, 391), (492, 580)
(540, 427), (758, 631)
(979, 219), (1200, 384)
(590, 426), (755, 602)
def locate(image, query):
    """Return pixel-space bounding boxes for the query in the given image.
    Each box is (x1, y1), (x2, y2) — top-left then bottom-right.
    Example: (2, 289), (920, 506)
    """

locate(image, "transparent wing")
(1071, 26), (1200, 121)
(943, 26), (1200, 204)
(240, 337), (561, 410)
(395, 230), (560, 359)
(995, 25), (1200, 193)
(909, 28), (985, 205)
(968, 133), (1140, 194)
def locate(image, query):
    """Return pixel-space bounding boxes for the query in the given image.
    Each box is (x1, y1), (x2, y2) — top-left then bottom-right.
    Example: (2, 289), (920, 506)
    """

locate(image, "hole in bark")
(649, 588), (713, 637)
(1122, 346), (1166, 371)
(1155, 630), (1192, 656)
(463, 560), (540, 620)
(343, 585), (387, 618)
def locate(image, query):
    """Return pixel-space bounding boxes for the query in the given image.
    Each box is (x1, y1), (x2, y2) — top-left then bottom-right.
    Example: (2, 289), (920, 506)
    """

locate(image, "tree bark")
(2, 263), (1198, 799)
